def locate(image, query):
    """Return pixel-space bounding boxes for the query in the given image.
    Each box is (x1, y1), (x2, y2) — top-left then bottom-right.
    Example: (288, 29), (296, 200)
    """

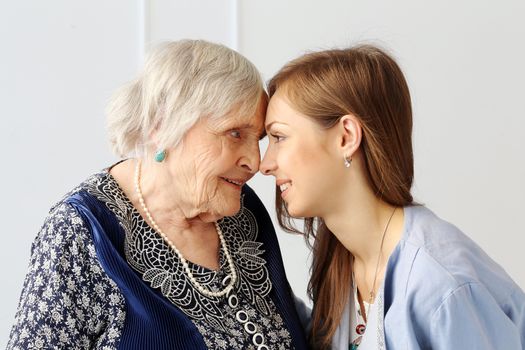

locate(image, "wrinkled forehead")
(208, 95), (267, 135)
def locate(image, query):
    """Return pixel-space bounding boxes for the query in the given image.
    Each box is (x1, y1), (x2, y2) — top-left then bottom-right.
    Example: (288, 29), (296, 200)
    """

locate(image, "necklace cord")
(369, 206), (397, 303)
(353, 206), (398, 326)
(134, 159), (237, 298)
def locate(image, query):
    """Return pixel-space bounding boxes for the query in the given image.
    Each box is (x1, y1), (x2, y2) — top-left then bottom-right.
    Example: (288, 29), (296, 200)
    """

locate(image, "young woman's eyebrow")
(265, 121), (288, 131)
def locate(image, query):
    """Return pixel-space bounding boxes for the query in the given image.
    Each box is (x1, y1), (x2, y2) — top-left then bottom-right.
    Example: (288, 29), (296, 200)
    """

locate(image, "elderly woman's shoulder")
(51, 172), (106, 208)
(36, 198), (94, 261)
(32, 200), (94, 263)
(10, 171), (126, 349)
(37, 172), (106, 250)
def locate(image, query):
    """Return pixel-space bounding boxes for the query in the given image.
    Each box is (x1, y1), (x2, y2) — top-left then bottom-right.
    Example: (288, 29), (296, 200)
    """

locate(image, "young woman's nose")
(259, 148), (276, 175)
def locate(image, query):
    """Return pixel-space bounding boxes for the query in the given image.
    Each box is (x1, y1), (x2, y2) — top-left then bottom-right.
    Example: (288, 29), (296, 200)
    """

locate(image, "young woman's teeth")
(280, 183), (290, 192)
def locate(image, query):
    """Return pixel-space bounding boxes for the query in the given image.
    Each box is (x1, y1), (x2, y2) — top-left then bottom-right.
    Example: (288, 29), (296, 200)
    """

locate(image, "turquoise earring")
(154, 149), (167, 162)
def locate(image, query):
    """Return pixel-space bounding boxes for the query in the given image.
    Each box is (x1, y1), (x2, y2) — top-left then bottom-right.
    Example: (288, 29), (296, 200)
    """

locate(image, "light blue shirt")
(333, 205), (525, 349)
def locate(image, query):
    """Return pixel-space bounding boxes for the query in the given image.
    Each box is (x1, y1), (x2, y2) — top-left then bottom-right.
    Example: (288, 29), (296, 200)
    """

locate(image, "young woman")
(260, 45), (525, 349)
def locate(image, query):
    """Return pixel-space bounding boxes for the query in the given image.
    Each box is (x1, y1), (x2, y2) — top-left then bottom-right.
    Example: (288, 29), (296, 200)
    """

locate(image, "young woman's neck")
(322, 167), (404, 266)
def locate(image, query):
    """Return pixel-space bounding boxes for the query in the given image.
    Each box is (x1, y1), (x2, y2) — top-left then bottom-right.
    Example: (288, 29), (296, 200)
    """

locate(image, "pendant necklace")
(352, 207), (397, 344)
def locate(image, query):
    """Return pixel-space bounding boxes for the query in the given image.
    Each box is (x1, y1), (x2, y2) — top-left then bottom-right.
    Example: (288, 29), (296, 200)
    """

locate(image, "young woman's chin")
(286, 202), (316, 219)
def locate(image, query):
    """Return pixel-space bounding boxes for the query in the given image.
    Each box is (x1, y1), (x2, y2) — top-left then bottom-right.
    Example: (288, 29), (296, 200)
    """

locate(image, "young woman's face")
(260, 89), (341, 218)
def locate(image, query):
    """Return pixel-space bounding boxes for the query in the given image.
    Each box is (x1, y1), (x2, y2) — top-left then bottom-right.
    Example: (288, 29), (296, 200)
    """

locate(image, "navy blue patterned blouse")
(7, 171), (308, 349)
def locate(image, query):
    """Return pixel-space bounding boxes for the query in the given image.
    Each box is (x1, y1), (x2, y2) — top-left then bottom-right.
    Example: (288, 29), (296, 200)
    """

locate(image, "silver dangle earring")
(344, 156), (352, 168)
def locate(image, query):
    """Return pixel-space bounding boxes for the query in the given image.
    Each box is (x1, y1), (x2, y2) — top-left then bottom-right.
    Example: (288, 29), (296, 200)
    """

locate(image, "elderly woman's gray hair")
(107, 39), (264, 157)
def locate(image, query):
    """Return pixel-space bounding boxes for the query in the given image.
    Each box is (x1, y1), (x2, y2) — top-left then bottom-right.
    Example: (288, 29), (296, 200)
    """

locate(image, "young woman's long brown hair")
(268, 45), (415, 349)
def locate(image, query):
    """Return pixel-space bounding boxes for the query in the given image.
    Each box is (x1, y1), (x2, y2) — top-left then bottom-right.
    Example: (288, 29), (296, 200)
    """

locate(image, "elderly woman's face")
(169, 98), (266, 219)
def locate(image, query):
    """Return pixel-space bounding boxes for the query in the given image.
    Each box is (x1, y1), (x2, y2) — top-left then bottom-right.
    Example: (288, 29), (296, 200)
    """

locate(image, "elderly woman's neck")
(110, 159), (223, 270)
(110, 159), (218, 231)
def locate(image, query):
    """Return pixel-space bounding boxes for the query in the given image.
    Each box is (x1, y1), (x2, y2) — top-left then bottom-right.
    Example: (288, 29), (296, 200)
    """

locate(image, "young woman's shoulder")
(401, 205), (516, 293)
(388, 205), (525, 348)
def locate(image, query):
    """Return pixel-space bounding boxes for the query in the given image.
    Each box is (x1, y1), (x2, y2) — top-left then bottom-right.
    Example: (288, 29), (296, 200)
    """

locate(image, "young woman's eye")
(271, 134), (286, 143)
(229, 130), (241, 139)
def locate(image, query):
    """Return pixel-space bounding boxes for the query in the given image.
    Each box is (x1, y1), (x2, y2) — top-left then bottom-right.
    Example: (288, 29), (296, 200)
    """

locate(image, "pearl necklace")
(133, 160), (237, 298)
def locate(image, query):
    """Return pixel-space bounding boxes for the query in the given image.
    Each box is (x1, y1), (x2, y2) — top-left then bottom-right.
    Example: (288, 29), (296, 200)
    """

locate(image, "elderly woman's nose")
(238, 142), (261, 173)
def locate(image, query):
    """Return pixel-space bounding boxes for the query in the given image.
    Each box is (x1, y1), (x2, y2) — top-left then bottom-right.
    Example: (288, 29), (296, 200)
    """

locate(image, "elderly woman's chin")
(220, 191), (243, 217)
(203, 189), (243, 219)
(222, 201), (242, 217)
(204, 200), (240, 221)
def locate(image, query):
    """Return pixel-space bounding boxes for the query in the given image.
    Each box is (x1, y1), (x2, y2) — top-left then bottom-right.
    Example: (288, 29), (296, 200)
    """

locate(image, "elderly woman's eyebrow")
(233, 122), (266, 139)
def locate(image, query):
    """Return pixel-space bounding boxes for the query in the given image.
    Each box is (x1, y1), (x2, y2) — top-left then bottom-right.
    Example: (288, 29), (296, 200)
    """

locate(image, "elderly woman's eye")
(229, 130), (241, 139)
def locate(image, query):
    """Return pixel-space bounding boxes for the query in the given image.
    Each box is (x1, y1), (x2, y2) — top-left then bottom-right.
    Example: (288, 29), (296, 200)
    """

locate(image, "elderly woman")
(8, 40), (308, 349)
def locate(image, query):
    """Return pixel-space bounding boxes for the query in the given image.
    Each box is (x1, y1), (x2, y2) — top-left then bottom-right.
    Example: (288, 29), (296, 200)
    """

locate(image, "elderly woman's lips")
(220, 177), (244, 189)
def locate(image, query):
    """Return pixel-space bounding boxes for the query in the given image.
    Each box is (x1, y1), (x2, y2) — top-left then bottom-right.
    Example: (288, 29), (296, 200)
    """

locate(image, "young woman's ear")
(339, 114), (362, 160)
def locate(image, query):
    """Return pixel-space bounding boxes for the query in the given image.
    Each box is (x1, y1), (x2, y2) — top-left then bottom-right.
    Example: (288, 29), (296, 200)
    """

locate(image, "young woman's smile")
(260, 89), (340, 218)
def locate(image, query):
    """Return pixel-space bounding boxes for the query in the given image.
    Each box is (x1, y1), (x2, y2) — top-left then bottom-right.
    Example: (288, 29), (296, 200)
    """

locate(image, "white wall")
(2, 0), (524, 346)
(0, 1), (138, 345)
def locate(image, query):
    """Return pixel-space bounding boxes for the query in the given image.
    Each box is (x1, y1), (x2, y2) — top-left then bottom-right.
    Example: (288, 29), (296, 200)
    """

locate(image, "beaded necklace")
(134, 160), (237, 298)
